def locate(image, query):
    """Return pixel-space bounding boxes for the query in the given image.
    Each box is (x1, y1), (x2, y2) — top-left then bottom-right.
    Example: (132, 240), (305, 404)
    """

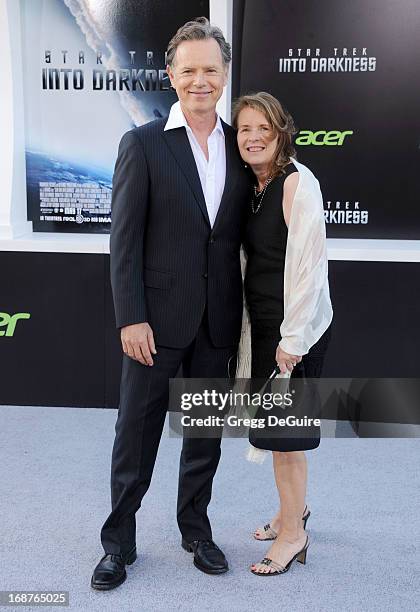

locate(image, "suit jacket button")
(209, 237), (215, 244)
(202, 273), (208, 279)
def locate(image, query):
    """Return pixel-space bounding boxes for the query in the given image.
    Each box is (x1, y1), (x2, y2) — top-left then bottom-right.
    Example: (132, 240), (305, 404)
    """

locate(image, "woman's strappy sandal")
(251, 536), (309, 576)
(253, 505), (310, 541)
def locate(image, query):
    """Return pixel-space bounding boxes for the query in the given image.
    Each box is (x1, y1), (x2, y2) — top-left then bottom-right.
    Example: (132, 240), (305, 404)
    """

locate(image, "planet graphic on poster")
(26, 151), (113, 232)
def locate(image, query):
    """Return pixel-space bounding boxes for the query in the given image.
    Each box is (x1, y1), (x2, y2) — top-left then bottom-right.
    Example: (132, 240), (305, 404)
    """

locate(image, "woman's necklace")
(251, 175), (273, 214)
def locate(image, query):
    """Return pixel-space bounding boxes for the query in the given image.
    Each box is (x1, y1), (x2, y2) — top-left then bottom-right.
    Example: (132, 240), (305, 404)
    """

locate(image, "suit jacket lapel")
(212, 122), (240, 230)
(161, 127), (211, 226)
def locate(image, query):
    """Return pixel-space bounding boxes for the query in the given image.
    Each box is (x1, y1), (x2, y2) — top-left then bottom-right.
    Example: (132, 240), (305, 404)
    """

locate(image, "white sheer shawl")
(236, 158), (333, 378)
(235, 159), (333, 463)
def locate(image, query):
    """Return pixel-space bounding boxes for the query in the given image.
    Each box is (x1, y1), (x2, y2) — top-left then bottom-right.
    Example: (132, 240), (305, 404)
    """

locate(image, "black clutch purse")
(249, 363), (320, 452)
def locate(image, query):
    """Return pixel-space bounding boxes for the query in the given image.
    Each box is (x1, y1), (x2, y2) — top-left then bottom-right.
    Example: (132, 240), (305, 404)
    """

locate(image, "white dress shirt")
(164, 101), (226, 227)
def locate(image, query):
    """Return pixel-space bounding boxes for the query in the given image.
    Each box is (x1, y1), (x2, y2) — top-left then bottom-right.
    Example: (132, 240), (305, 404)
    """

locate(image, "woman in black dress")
(232, 92), (333, 575)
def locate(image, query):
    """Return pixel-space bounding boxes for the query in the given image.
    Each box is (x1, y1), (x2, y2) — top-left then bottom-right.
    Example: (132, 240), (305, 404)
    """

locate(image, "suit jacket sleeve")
(110, 130), (150, 329)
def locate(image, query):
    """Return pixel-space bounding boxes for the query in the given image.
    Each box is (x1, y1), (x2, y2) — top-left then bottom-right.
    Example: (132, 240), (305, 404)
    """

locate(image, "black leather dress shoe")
(182, 539), (229, 574)
(90, 546), (137, 591)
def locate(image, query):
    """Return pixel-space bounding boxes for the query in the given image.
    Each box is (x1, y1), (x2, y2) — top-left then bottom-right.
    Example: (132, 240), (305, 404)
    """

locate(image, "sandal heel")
(296, 545), (308, 565)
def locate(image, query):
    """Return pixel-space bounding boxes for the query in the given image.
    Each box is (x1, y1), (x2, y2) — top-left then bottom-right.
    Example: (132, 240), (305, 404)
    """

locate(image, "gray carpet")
(0, 405), (419, 612)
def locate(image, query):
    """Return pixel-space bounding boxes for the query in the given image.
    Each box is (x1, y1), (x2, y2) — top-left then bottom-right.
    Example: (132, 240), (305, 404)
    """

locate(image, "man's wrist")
(117, 318), (148, 330)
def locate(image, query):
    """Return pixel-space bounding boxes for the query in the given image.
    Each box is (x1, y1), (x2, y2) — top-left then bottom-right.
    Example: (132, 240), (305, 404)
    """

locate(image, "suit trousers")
(100, 308), (237, 554)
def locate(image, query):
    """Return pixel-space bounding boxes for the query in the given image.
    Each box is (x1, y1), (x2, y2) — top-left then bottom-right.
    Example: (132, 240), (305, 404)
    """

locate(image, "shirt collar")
(164, 101), (224, 138)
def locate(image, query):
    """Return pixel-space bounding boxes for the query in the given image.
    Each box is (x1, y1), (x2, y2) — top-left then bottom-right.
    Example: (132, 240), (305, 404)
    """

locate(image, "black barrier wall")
(1, 253), (419, 407)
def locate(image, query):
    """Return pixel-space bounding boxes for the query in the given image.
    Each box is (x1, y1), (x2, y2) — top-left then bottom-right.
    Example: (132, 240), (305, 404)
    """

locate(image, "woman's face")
(236, 106), (279, 172)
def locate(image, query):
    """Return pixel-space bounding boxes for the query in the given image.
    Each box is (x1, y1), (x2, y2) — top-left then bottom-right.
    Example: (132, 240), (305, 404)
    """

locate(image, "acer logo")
(296, 130), (353, 146)
(0, 312), (31, 337)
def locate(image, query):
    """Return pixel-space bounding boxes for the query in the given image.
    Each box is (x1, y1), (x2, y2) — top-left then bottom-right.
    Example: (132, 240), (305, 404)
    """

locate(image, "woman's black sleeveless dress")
(243, 163), (331, 452)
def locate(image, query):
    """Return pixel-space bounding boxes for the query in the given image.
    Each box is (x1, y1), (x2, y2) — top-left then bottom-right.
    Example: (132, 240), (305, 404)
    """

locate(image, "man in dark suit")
(91, 17), (249, 590)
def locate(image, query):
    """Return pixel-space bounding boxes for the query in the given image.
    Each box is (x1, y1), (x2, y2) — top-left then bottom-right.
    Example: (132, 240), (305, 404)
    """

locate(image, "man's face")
(167, 38), (228, 115)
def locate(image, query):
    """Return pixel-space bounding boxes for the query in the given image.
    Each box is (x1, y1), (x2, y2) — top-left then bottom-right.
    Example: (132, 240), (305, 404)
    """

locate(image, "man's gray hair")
(166, 16), (231, 67)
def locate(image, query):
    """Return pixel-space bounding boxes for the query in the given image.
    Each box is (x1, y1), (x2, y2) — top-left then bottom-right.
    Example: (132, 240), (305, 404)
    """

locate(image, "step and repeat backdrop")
(21, 0), (208, 233)
(232, 0), (420, 238)
(1, 0), (419, 409)
(20, 0), (420, 238)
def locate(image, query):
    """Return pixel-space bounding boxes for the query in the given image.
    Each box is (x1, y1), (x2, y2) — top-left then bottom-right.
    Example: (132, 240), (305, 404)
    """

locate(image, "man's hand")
(275, 345), (302, 374)
(121, 322), (157, 366)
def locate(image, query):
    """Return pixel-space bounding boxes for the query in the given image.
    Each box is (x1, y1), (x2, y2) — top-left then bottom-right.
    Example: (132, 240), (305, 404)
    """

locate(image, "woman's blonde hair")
(232, 92), (297, 178)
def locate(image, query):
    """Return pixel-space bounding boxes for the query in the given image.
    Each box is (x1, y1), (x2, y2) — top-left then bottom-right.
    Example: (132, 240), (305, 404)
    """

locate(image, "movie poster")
(21, 0), (209, 233)
(232, 0), (420, 239)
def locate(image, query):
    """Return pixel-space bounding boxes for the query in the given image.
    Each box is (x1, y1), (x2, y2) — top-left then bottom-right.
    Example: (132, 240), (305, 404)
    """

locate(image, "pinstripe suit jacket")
(110, 117), (250, 348)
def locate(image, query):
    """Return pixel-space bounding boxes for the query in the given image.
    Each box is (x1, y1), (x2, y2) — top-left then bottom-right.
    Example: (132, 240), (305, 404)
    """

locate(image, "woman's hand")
(275, 345), (302, 374)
